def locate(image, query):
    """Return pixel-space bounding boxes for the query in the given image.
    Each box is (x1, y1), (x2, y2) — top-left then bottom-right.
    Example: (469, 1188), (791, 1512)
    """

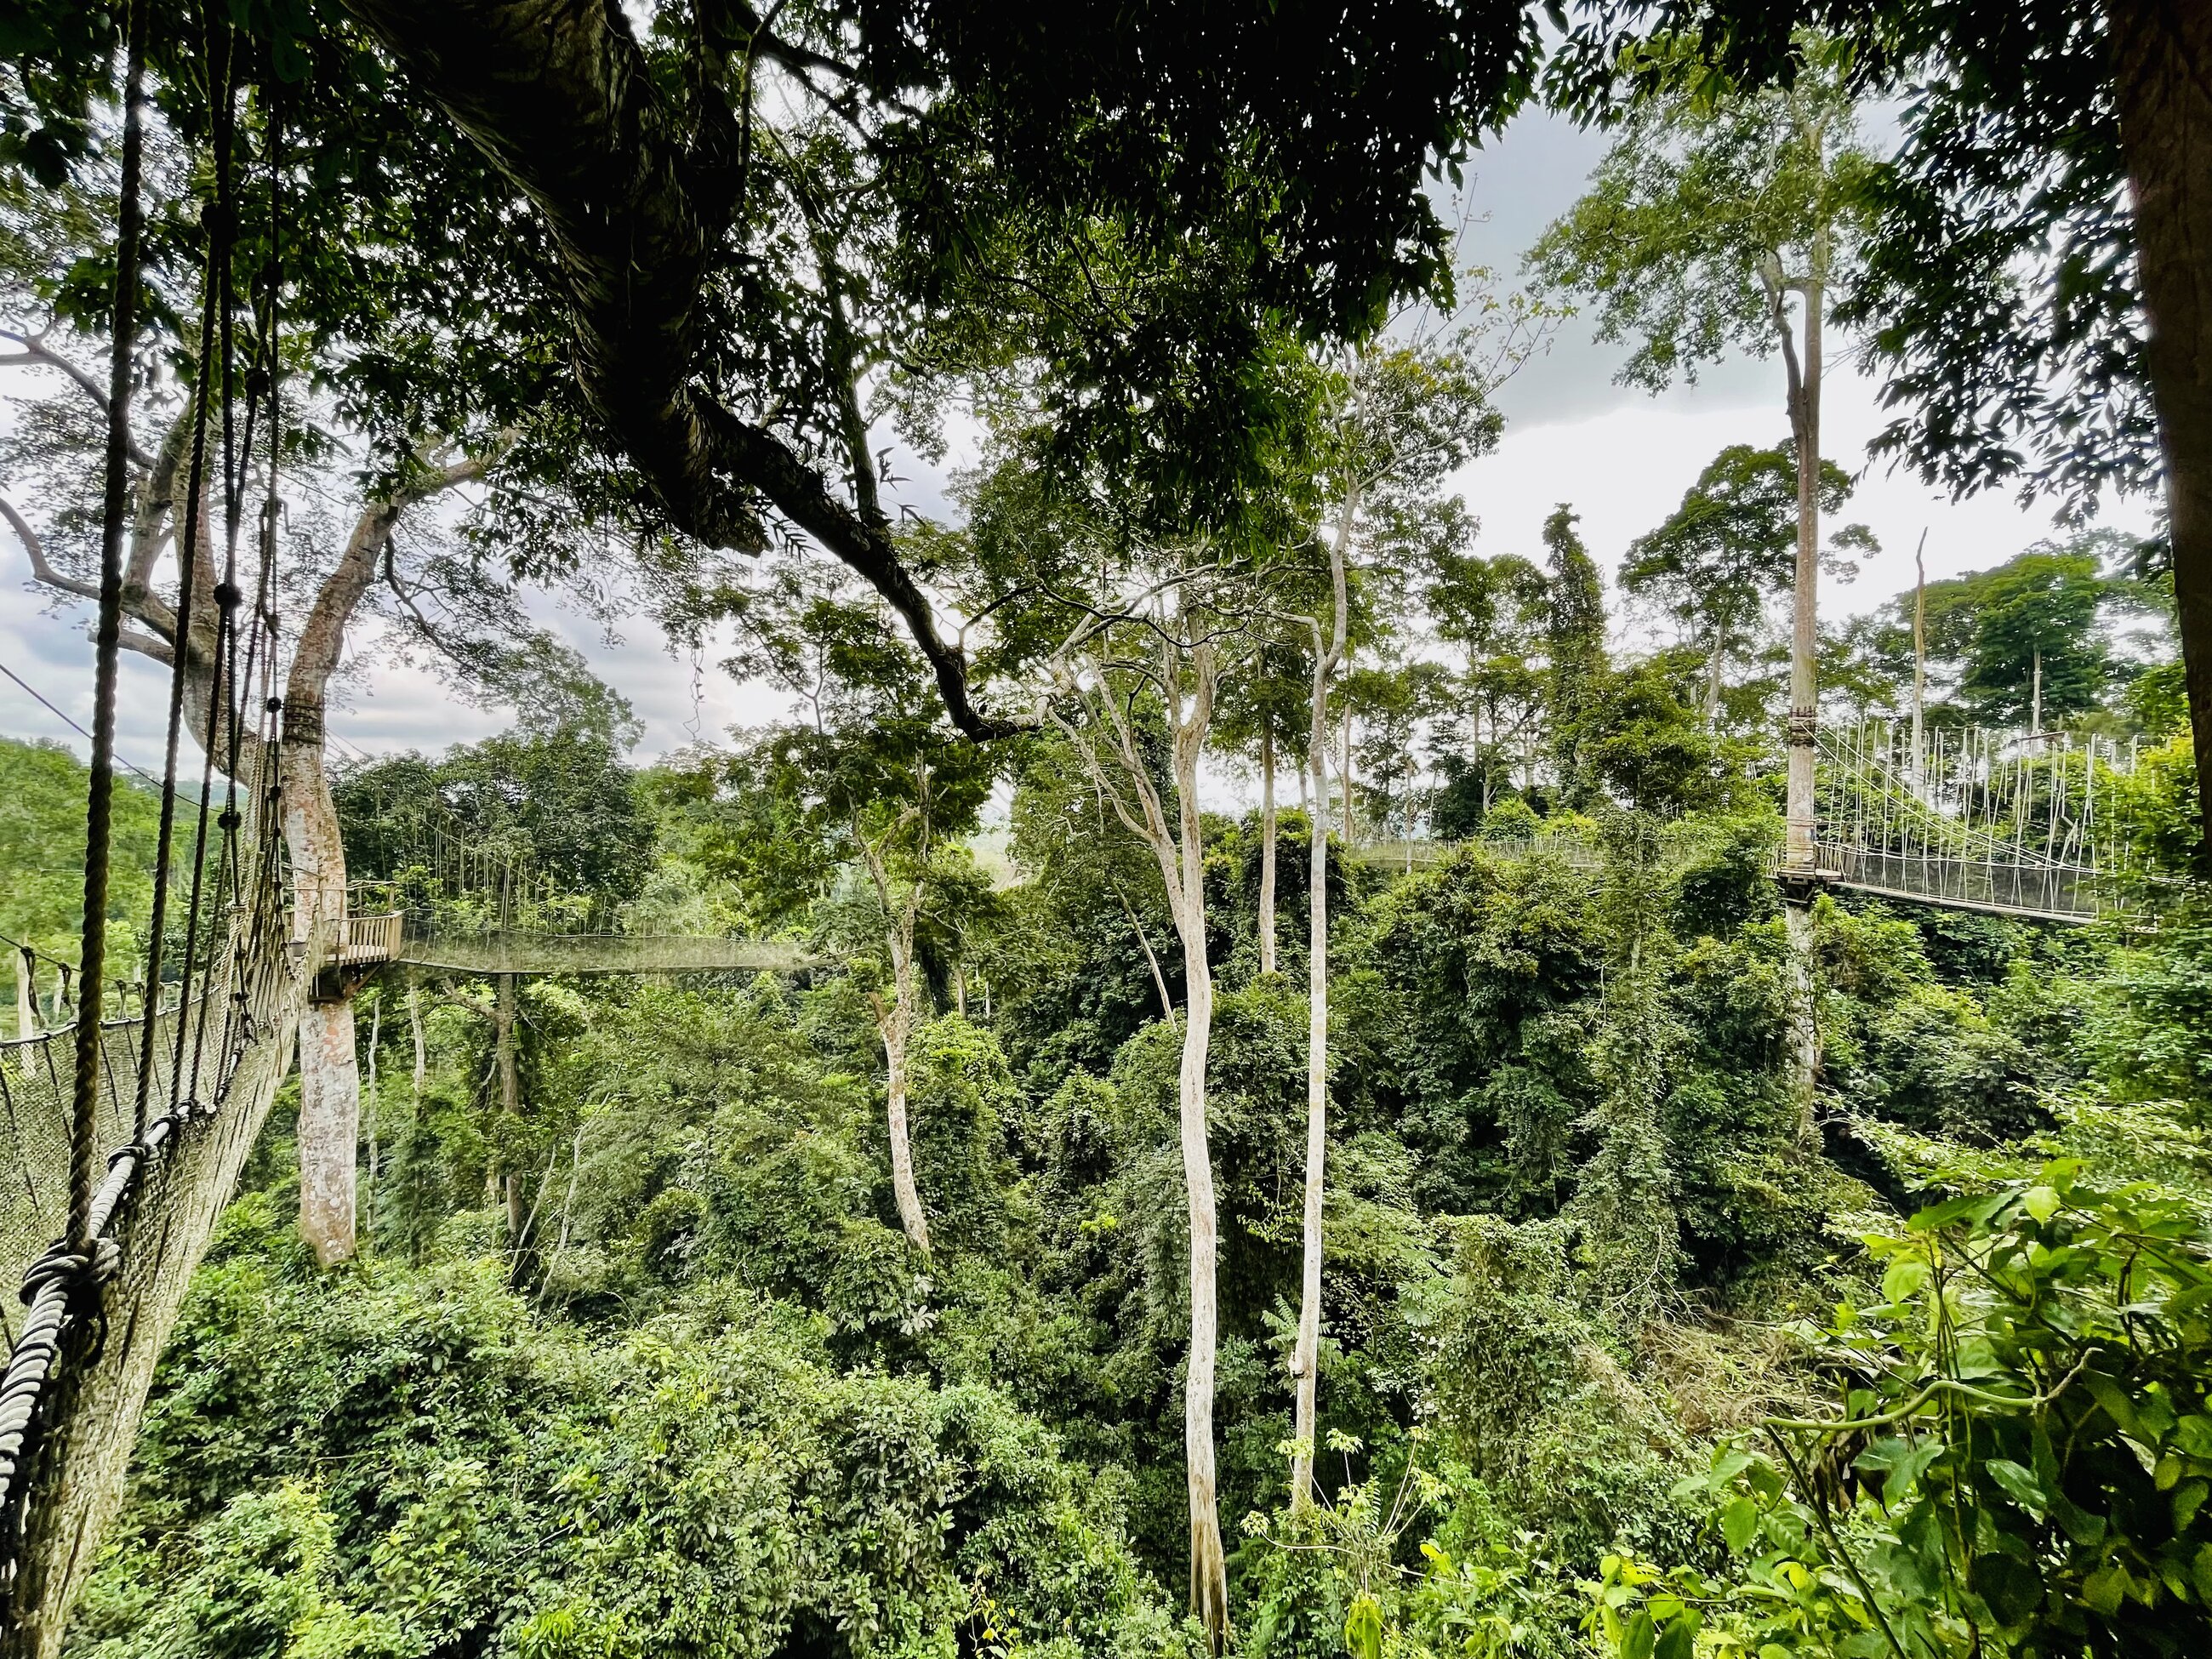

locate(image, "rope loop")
(17, 1238), (119, 1312)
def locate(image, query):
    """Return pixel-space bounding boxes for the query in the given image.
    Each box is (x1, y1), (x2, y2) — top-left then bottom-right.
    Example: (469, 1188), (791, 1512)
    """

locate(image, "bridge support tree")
(0, 323), (506, 1266)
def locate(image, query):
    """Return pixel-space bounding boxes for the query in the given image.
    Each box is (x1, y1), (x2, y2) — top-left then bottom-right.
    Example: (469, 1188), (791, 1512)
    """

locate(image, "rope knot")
(18, 1236), (119, 1308)
(213, 580), (242, 610)
(199, 199), (237, 238)
(218, 808), (242, 830)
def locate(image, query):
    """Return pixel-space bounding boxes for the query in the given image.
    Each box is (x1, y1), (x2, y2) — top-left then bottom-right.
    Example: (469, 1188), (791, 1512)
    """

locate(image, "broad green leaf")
(1882, 1255), (1931, 1303)
(1972, 1552), (2044, 1625)
(1721, 1497), (1759, 1553)
(1344, 1592), (1383, 1659)
(1986, 1458), (2049, 1517)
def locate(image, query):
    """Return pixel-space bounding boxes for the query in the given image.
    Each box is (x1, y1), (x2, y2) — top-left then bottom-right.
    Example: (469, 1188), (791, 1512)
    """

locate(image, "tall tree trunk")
(495, 971), (527, 1247)
(881, 962), (929, 1252)
(1782, 258), (1824, 875)
(1473, 684), (1491, 818)
(1704, 619), (1728, 726)
(362, 995), (380, 1247)
(1912, 531), (1928, 784)
(1783, 901), (1820, 1147)
(1770, 230), (1828, 1149)
(286, 456), (495, 1267)
(286, 721), (360, 1267)
(1292, 719), (1331, 1506)
(1291, 490), (1353, 1510)
(862, 830), (931, 1254)
(1338, 709), (1354, 844)
(1161, 702), (1228, 1650)
(1258, 727), (1279, 976)
(2110, 0), (2212, 851)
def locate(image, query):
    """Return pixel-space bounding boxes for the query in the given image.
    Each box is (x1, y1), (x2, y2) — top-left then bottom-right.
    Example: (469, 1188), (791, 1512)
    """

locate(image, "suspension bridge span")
(1354, 721), (2142, 927)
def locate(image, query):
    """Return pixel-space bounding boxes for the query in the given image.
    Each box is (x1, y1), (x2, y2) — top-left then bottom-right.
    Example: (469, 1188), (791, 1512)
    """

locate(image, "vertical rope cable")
(218, 80), (283, 1070)
(174, 12), (242, 1105)
(129, 18), (235, 1138)
(66, 0), (151, 1254)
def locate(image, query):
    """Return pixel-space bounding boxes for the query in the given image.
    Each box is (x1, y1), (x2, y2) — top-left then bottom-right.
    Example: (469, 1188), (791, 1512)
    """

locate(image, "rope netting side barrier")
(1810, 720), (2139, 921)
(0, 10), (311, 1653)
(0, 900), (299, 1652)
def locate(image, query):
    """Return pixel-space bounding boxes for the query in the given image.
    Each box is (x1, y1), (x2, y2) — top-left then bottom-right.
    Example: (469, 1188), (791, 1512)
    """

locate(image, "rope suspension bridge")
(1355, 720), (2144, 927)
(1799, 719), (2141, 923)
(323, 781), (807, 980)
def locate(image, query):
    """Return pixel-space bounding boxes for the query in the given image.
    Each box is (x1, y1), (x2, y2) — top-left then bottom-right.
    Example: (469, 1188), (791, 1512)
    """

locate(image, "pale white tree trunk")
(880, 958), (928, 1253)
(287, 731), (360, 1267)
(495, 972), (527, 1249)
(1160, 649), (1228, 1650)
(1176, 901), (1226, 1641)
(1048, 621), (1227, 1647)
(1912, 532), (1929, 785)
(1291, 486), (1353, 1509)
(1770, 209), (1828, 1149)
(1338, 706), (1354, 844)
(1257, 727), (1279, 977)
(860, 824), (931, 1253)
(1779, 247), (1824, 875)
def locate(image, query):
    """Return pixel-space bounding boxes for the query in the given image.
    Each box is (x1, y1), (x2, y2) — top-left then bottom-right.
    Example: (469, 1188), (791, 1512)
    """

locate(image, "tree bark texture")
(860, 829), (931, 1253)
(1162, 678), (1228, 1650)
(1783, 900), (1821, 1147)
(335, 0), (1006, 739)
(1064, 630), (1229, 1647)
(284, 722), (358, 1267)
(883, 1000), (927, 1252)
(1291, 491), (1352, 1511)
(1781, 254), (1824, 875)
(2111, 0), (2212, 849)
(1257, 729), (1280, 976)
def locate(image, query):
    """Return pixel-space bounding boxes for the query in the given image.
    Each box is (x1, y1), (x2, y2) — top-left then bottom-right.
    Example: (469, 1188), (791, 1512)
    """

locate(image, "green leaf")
(1654, 1612), (1699, 1659)
(2082, 1564), (2130, 1616)
(1882, 1255), (1931, 1303)
(2021, 1185), (2061, 1223)
(2175, 1479), (2209, 1533)
(1971, 1553), (2044, 1625)
(1344, 1592), (1383, 1659)
(1907, 1190), (2003, 1232)
(1986, 1458), (2050, 1518)
(1619, 1609), (1655, 1659)
(1721, 1497), (1759, 1553)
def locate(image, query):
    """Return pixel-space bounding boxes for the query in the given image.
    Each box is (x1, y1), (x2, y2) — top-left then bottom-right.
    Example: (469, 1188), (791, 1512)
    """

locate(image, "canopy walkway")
(320, 912), (808, 978)
(1802, 720), (2141, 924)
(1354, 722), (2141, 926)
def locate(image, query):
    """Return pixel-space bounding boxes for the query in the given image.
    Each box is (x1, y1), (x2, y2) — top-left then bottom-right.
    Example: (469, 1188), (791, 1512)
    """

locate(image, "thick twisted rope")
(66, 0), (150, 1257)
(130, 17), (234, 1139)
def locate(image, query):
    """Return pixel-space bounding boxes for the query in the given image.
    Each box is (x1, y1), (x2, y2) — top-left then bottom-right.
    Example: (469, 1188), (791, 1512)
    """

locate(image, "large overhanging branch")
(338, 0), (1018, 740)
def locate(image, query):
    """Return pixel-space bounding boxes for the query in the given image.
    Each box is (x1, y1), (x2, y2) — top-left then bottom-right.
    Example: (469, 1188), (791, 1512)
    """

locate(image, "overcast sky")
(0, 105), (2160, 777)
